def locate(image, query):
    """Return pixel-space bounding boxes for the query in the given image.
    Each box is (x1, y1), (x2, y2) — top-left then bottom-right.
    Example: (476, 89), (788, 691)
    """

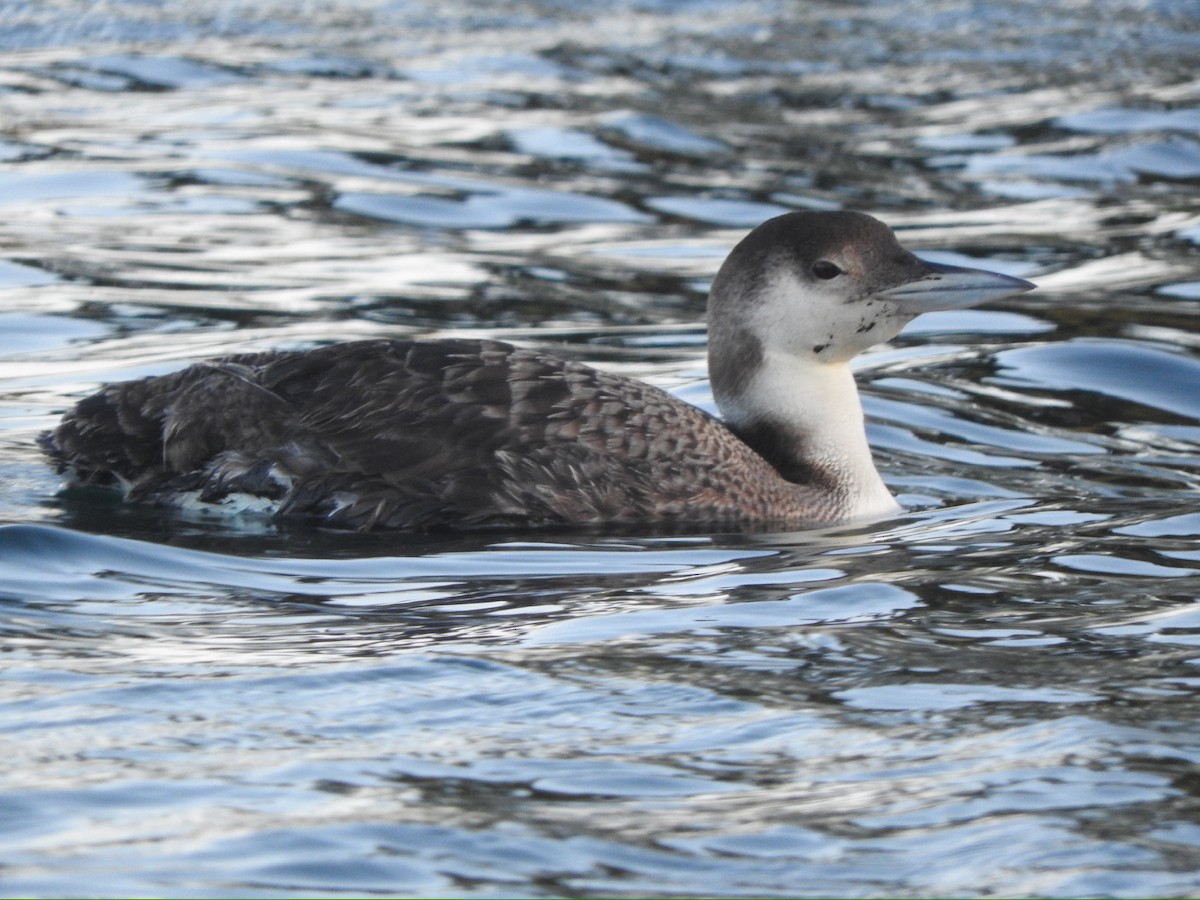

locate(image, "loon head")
(707, 210), (1036, 420)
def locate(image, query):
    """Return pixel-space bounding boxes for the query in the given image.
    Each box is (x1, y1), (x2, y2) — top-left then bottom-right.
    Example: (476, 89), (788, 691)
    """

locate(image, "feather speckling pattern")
(41, 339), (832, 531)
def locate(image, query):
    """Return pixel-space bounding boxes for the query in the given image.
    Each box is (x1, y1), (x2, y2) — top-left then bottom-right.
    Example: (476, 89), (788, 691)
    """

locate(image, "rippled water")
(2, 1), (1200, 896)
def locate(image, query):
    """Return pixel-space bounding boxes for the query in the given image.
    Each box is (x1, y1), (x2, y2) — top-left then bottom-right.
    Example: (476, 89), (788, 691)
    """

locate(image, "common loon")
(41, 211), (1035, 532)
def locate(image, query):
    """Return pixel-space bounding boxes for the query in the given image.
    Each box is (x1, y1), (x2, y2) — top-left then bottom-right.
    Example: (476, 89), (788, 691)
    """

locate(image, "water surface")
(2, 1), (1200, 896)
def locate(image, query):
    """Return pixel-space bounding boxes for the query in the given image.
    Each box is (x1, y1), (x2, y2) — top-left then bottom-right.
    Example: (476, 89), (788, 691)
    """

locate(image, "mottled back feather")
(42, 338), (826, 531)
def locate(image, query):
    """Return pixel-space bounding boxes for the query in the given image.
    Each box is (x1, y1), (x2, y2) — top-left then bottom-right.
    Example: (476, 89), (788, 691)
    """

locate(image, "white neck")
(723, 352), (900, 521)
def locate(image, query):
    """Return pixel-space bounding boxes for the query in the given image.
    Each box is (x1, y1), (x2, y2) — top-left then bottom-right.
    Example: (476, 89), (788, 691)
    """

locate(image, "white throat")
(725, 351), (900, 521)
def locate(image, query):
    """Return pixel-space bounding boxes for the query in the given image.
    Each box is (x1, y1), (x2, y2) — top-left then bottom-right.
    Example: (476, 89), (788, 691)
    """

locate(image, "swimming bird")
(41, 211), (1035, 532)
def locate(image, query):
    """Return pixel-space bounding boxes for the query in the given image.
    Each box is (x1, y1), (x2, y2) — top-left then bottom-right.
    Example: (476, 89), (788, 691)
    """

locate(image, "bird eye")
(811, 260), (843, 280)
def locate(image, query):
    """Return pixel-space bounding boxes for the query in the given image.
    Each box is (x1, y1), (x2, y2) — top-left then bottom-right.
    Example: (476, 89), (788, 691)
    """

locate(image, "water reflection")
(1, 0), (1199, 896)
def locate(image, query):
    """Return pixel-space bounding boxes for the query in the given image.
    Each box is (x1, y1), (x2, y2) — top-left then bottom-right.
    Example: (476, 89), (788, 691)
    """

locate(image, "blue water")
(2, 0), (1200, 896)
